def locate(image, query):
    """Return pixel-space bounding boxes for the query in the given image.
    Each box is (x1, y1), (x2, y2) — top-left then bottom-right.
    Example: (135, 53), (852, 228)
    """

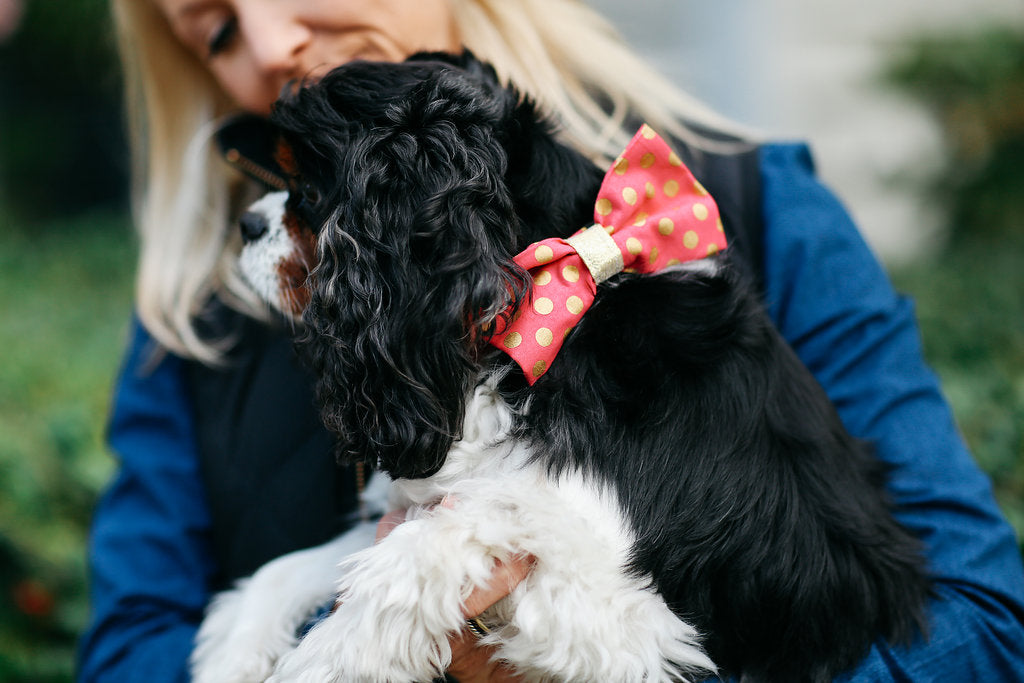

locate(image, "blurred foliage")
(882, 26), (1024, 244)
(0, 213), (134, 681)
(891, 236), (1024, 545)
(881, 24), (1024, 544)
(0, 0), (128, 224)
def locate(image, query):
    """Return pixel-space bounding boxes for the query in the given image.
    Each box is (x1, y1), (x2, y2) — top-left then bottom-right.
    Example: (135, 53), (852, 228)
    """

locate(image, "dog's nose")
(240, 211), (269, 243)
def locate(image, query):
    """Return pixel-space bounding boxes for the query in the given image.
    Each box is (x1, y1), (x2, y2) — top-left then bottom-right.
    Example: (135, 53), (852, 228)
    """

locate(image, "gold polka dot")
(707, 244), (720, 256)
(562, 265), (580, 283)
(649, 246), (659, 265)
(693, 203), (709, 221)
(532, 360), (547, 378)
(717, 218), (725, 232)
(535, 327), (554, 347)
(564, 327), (574, 338)
(693, 181), (708, 196)
(503, 332), (522, 349)
(668, 152), (682, 167)
(603, 224), (615, 234)
(614, 157), (628, 175)
(658, 217), (674, 235)
(641, 124), (656, 139)
(683, 231), (699, 249)
(534, 297), (554, 315)
(596, 198), (613, 216)
(667, 258), (681, 266)
(632, 212), (648, 227)
(533, 270), (552, 286)
(566, 295), (584, 315)
(535, 244), (554, 263)
(664, 180), (680, 198)
(645, 182), (656, 199)
(640, 152), (656, 168)
(626, 237), (643, 255)
(622, 186), (638, 206)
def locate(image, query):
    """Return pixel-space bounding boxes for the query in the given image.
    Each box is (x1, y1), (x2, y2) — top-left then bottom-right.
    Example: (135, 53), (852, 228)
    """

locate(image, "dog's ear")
(300, 64), (532, 479)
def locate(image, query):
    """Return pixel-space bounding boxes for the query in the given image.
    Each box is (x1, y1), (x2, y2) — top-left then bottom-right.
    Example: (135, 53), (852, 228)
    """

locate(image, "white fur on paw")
(191, 522), (380, 683)
(267, 522), (463, 683)
(495, 579), (713, 682)
(191, 581), (295, 683)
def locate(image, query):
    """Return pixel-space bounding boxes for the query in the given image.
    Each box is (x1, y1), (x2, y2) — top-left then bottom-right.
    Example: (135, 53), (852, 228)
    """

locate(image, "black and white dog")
(193, 52), (930, 683)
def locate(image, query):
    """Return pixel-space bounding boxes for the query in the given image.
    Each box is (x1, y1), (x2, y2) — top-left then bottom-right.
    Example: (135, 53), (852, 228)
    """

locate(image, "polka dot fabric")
(489, 125), (729, 384)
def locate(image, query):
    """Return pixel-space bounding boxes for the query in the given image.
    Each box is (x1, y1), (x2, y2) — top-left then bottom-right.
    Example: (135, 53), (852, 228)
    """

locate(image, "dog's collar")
(215, 113), (288, 191)
(488, 125), (728, 384)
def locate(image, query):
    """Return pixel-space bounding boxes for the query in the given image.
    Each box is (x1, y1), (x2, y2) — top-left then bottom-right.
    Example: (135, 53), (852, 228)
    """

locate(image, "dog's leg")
(460, 475), (715, 683)
(190, 521), (378, 683)
(266, 507), (491, 683)
(486, 561), (712, 683)
(267, 474), (715, 683)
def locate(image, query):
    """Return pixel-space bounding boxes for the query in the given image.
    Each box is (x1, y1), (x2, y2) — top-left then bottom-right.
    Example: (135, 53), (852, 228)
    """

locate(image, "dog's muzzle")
(240, 211), (270, 243)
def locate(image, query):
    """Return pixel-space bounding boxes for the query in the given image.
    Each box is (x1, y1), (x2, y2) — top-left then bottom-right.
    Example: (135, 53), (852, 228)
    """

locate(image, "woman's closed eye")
(207, 15), (239, 58)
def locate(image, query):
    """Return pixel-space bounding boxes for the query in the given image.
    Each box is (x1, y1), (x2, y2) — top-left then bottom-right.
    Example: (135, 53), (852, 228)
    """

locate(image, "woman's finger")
(447, 630), (523, 682)
(374, 509), (408, 543)
(461, 552), (535, 617)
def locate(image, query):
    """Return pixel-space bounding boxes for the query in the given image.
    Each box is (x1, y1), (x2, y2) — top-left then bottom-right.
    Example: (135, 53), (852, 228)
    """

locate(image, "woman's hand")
(447, 552), (533, 682)
(374, 507), (534, 682)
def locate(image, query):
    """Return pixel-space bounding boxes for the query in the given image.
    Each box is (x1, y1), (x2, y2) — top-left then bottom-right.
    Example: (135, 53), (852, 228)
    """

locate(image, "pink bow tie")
(488, 124), (728, 384)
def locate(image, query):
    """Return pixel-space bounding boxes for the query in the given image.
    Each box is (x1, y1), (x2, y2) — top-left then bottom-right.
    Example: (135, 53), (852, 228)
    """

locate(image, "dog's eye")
(299, 183), (321, 206)
(291, 183), (323, 224)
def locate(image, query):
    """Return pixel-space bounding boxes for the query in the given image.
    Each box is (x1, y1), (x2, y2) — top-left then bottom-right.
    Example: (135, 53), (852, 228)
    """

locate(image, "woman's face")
(155, 0), (460, 114)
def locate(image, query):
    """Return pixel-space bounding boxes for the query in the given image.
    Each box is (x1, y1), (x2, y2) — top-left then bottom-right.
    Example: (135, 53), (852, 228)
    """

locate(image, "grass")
(0, 208), (1019, 681)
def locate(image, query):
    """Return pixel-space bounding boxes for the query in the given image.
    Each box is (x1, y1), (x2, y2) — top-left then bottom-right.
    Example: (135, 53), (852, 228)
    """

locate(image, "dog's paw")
(192, 647), (281, 683)
(265, 590), (453, 683)
(265, 648), (335, 683)
(191, 581), (297, 683)
(192, 524), (380, 682)
(266, 520), (471, 682)
(492, 572), (715, 683)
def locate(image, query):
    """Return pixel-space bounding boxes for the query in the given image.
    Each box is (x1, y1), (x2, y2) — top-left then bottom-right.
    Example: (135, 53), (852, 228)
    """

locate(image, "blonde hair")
(112, 0), (747, 362)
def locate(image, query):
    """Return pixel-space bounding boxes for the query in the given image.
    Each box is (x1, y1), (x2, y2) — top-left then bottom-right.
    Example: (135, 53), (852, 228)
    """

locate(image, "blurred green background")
(0, 1), (1021, 680)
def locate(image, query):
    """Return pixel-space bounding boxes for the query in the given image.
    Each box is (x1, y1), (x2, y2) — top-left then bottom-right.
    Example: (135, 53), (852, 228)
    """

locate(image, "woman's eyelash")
(207, 16), (239, 57)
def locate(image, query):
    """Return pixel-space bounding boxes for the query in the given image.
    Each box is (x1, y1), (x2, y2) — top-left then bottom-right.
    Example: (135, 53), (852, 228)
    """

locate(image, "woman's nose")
(239, 10), (312, 78)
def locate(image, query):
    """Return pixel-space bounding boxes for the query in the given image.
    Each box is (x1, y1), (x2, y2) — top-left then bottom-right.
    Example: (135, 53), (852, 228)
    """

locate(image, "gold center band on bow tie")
(565, 225), (624, 284)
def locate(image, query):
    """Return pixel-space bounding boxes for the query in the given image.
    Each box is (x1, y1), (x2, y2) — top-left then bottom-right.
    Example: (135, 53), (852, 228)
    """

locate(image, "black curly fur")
(268, 51), (931, 681)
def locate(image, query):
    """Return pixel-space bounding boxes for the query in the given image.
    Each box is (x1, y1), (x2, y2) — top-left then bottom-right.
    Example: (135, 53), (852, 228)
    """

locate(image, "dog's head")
(238, 51), (602, 478)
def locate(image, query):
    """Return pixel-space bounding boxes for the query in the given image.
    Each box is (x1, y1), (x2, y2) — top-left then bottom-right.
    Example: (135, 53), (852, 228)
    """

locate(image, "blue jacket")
(77, 144), (1024, 681)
